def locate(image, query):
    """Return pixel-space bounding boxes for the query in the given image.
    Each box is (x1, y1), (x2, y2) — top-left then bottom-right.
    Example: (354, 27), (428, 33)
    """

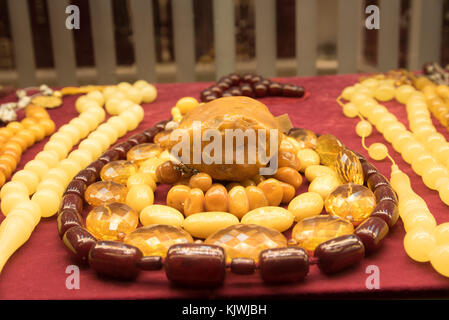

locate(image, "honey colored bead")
(29, 124), (46, 141)
(396, 85), (415, 103)
(288, 192), (324, 221)
(429, 245), (449, 277)
(204, 184), (229, 212)
(280, 182), (296, 204)
(87, 131), (110, 152)
(334, 149), (364, 184)
(58, 159), (82, 180)
(34, 150), (59, 169)
(257, 178), (283, 206)
(100, 160), (138, 185)
(183, 188), (205, 216)
(86, 107), (106, 124)
(274, 167), (302, 189)
(156, 161), (182, 184)
(308, 174), (341, 200)
(126, 143), (162, 164)
(11, 200), (41, 225)
(68, 149), (93, 169)
(20, 118), (37, 129)
(411, 153), (436, 176)
(59, 124), (81, 145)
(374, 84), (395, 101)
(44, 140), (70, 160)
(292, 215), (354, 252)
(245, 186), (268, 210)
(189, 172), (213, 191)
(241, 206), (294, 232)
(139, 157), (165, 181)
(78, 139), (102, 160)
(43, 168), (69, 186)
(404, 229), (437, 262)
(124, 225), (192, 257)
(315, 134), (344, 166)
(105, 98), (120, 115)
(434, 223), (449, 245)
(166, 185), (191, 213)
(342, 102), (359, 118)
(305, 165), (337, 182)
(403, 211), (437, 232)
(183, 211), (239, 239)
(24, 160), (49, 180)
(79, 112), (99, 131)
(96, 123), (118, 144)
(120, 110), (139, 131)
(126, 184), (154, 213)
(325, 183), (376, 225)
(0, 181), (29, 199)
(0, 192), (29, 215)
(423, 165), (449, 190)
(228, 186), (249, 218)
(402, 142), (425, 164)
(355, 120), (372, 137)
(31, 189), (61, 217)
(50, 132), (73, 147)
(0, 154), (17, 172)
(127, 173), (156, 191)
(85, 181), (127, 206)
(6, 121), (23, 134)
(107, 116), (128, 137)
(278, 151), (301, 171)
(176, 97), (199, 114)
(341, 86), (355, 100)
(86, 202), (139, 241)
(205, 224), (287, 263)
(36, 178), (64, 196)
(86, 90), (105, 106)
(140, 204), (184, 228)
(140, 84), (157, 103)
(16, 129), (35, 148)
(11, 170), (39, 195)
(8, 136), (27, 152)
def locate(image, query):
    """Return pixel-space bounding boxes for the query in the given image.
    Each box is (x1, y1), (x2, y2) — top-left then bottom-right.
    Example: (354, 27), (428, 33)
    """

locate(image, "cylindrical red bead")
(74, 169), (98, 185)
(370, 199), (399, 227)
(362, 162), (378, 181)
(99, 149), (119, 164)
(113, 142), (133, 159)
(367, 173), (389, 190)
(60, 193), (83, 214)
(268, 82), (282, 96)
(64, 179), (87, 198)
(62, 226), (97, 262)
(137, 256), (163, 270)
(315, 235), (365, 274)
(128, 133), (148, 146)
(230, 258), (256, 275)
(259, 247), (309, 283)
(164, 244), (225, 287)
(88, 241), (143, 280)
(374, 185), (398, 204)
(86, 160), (105, 176)
(143, 127), (159, 143)
(355, 216), (389, 253)
(57, 208), (83, 238)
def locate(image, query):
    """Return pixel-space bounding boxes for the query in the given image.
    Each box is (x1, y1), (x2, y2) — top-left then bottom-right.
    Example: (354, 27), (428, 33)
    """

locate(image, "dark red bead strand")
(259, 247), (309, 284)
(57, 208), (83, 238)
(230, 258), (256, 275)
(62, 226), (97, 262)
(355, 216), (389, 253)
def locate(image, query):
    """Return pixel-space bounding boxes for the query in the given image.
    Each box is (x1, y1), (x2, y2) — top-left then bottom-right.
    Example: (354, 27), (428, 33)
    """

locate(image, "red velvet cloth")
(1, 74), (449, 299)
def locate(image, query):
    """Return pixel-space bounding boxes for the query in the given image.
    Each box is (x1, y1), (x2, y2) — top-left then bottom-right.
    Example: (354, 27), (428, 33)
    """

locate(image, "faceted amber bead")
(291, 215), (354, 252)
(126, 143), (163, 164)
(334, 149), (364, 185)
(124, 224), (193, 257)
(86, 202), (139, 241)
(100, 160), (138, 185)
(288, 128), (317, 149)
(204, 224), (287, 263)
(84, 181), (128, 206)
(315, 134), (344, 166)
(324, 183), (376, 224)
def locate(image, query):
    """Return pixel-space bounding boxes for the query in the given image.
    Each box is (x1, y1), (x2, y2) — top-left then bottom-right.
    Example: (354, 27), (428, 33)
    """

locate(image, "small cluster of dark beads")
(423, 62), (449, 85)
(200, 73), (305, 102)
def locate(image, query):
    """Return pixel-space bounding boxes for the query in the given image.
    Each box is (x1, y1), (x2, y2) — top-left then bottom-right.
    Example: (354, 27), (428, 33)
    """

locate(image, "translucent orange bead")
(86, 202), (139, 241)
(126, 143), (163, 164)
(100, 160), (138, 185)
(85, 181), (128, 206)
(125, 184), (154, 213)
(315, 134), (344, 166)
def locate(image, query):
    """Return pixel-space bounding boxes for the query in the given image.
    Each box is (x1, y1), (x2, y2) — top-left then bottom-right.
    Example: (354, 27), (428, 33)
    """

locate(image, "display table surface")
(0, 74), (449, 300)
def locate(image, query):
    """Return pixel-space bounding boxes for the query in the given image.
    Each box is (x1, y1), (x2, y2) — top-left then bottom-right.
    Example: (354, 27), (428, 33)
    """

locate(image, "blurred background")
(0, 0), (447, 86)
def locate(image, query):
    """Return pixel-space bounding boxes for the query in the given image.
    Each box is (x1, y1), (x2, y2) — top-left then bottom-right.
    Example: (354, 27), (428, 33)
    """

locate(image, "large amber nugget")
(84, 181), (128, 206)
(205, 224), (287, 262)
(315, 134), (344, 166)
(292, 215), (354, 252)
(324, 183), (376, 224)
(169, 96), (282, 181)
(100, 160), (138, 185)
(124, 224), (193, 257)
(86, 202), (139, 240)
(127, 143), (163, 164)
(334, 149), (364, 184)
(288, 128), (317, 149)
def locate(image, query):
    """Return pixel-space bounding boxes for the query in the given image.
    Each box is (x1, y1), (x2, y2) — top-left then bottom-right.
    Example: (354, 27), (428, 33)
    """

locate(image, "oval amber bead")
(325, 183), (376, 224)
(291, 215), (354, 252)
(183, 211), (239, 239)
(100, 160), (138, 185)
(124, 224), (193, 257)
(205, 224), (287, 263)
(288, 128), (317, 149)
(334, 149), (364, 185)
(86, 202), (139, 241)
(315, 134), (344, 166)
(241, 206), (294, 232)
(126, 143), (162, 164)
(84, 181), (128, 206)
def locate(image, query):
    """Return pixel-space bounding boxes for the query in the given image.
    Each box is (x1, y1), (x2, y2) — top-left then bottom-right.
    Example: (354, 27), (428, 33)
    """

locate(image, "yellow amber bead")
(291, 215), (354, 253)
(24, 159), (49, 180)
(11, 170), (39, 195)
(288, 192), (324, 221)
(100, 160), (138, 185)
(0, 181), (29, 199)
(31, 188), (61, 217)
(341, 86), (355, 100)
(402, 143), (425, 164)
(355, 120), (372, 137)
(1, 192), (29, 215)
(374, 85), (395, 101)
(129, 104), (144, 122)
(119, 110), (139, 131)
(86, 202), (139, 241)
(125, 184), (154, 213)
(391, 132), (414, 153)
(429, 245), (449, 277)
(68, 149), (93, 169)
(308, 174), (341, 200)
(78, 139), (103, 160)
(440, 184), (449, 205)
(423, 165), (449, 190)
(287, 128), (318, 149)
(43, 140), (70, 160)
(411, 153), (435, 176)
(50, 132), (73, 147)
(88, 131), (110, 151)
(43, 168), (70, 186)
(86, 90), (104, 106)
(176, 97), (199, 114)
(11, 200), (41, 226)
(58, 159), (82, 180)
(35, 150), (60, 168)
(36, 178), (65, 196)
(205, 224), (287, 263)
(140, 204), (184, 228)
(325, 183), (376, 224)
(126, 143), (163, 164)
(107, 116), (128, 137)
(334, 149), (364, 184)
(139, 158), (166, 181)
(85, 181), (128, 206)
(124, 225), (193, 257)
(315, 134), (344, 166)
(404, 229), (437, 262)
(395, 85), (415, 104)
(59, 124), (81, 145)
(343, 102), (359, 118)
(434, 223), (449, 245)
(403, 211), (436, 232)
(79, 112), (99, 131)
(97, 123), (118, 145)
(140, 84), (157, 103)
(127, 173), (156, 191)
(105, 98), (120, 115)
(296, 148), (320, 171)
(304, 165), (338, 182)
(183, 211), (239, 239)
(368, 143), (388, 161)
(241, 206), (295, 232)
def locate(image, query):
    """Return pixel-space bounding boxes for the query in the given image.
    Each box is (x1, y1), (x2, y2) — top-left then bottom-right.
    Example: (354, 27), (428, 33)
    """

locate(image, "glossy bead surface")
(367, 173), (389, 190)
(65, 180), (87, 198)
(230, 258), (256, 275)
(165, 244), (226, 287)
(205, 224), (287, 262)
(126, 143), (162, 164)
(257, 178), (283, 206)
(85, 181), (128, 206)
(354, 216), (389, 253)
(288, 128), (317, 149)
(125, 184), (154, 213)
(86, 202), (139, 241)
(204, 184), (229, 212)
(308, 174), (341, 200)
(325, 183), (376, 224)
(74, 169), (98, 185)
(124, 224), (193, 257)
(100, 160), (138, 185)
(89, 241), (142, 279)
(288, 192), (324, 221)
(183, 211), (239, 239)
(62, 226), (97, 262)
(259, 247), (309, 283)
(139, 204), (184, 228)
(404, 229), (437, 262)
(315, 134), (344, 166)
(57, 208), (83, 238)
(334, 149), (364, 185)
(370, 200), (399, 227)
(429, 245), (449, 277)
(292, 215), (354, 252)
(241, 206), (294, 232)
(315, 234), (365, 274)
(60, 193), (83, 214)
